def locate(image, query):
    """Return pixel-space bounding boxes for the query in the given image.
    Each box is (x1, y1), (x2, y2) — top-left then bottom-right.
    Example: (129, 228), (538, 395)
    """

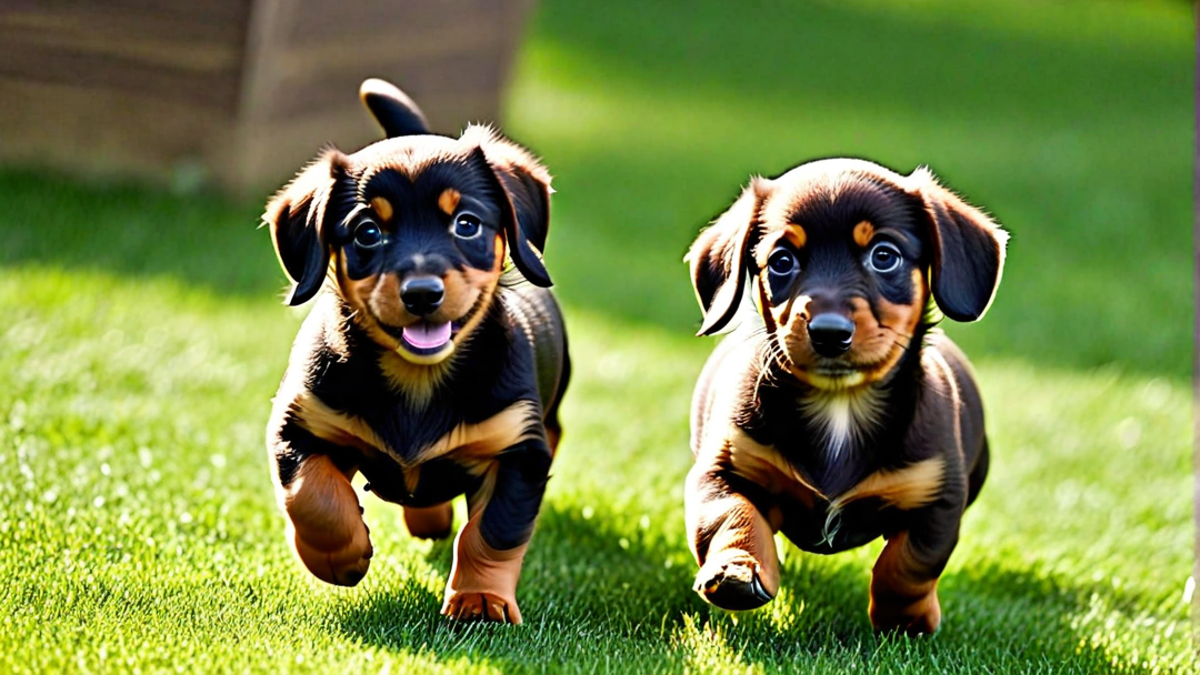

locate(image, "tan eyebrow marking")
(783, 224), (806, 249)
(853, 220), (875, 248)
(370, 196), (393, 222)
(438, 188), (461, 216)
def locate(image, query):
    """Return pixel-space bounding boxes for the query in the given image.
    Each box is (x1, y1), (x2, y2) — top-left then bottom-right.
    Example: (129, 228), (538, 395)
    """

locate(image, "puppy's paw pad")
(694, 555), (774, 611)
(870, 592), (941, 635)
(295, 531), (373, 587)
(441, 592), (522, 624)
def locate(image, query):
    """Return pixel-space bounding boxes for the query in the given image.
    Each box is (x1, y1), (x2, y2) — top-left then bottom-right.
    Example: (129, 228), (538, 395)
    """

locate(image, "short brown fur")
(853, 220), (875, 248)
(439, 187), (462, 215)
(684, 158), (1006, 634)
(263, 79), (569, 626)
(281, 454), (372, 586)
(371, 196), (394, 222)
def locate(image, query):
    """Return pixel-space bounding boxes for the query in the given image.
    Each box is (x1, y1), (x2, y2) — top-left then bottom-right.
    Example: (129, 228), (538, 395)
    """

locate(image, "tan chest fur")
(715, 426), (945, 513)
(286, 390), (539, 475)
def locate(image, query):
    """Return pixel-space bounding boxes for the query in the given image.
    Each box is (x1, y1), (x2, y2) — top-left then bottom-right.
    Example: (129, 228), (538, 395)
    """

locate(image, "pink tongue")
(402, 321), (452, 349)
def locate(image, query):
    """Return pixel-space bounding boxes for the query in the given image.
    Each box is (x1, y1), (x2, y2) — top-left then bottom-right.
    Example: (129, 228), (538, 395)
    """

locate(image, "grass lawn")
(0, 0), (1193, 673)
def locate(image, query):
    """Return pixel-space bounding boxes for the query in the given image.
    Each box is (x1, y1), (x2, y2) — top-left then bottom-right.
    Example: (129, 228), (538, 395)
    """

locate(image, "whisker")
(878, 323), (913, 350)
(746, 328), (784, 405)
(878, 322), (913, 339)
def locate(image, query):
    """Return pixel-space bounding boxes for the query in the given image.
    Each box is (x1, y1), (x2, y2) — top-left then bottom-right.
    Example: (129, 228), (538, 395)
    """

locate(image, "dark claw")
(337, 568), (366, 586)
(695, 561), (774, 611)
(750, 572), (773, 605)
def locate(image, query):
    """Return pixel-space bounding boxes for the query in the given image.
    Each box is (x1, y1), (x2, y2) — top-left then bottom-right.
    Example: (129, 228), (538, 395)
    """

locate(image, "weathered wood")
(0, 0), (536, 193)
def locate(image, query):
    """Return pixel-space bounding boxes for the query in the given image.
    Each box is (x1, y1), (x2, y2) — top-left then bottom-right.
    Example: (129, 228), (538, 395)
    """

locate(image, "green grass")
(0, 0), (1192, 673)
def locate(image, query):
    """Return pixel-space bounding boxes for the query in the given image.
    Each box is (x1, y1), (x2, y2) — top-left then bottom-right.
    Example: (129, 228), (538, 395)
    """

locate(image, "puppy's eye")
(354, 220), (383, 249)
(453, 214), (483, 239)
(867, 241), (903, 273)
(767, 248), (798, 276)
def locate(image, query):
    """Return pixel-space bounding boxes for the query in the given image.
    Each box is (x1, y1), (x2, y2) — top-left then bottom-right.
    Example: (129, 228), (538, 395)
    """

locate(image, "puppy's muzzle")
(401, 276), (444, 317)
(807, 313), (855, 357)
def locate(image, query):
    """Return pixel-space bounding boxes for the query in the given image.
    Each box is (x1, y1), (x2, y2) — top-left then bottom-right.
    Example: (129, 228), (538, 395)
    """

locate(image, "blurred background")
(0, 0), (1190, 375)
(0, 0), (535, 189)
(0, 1), (1192, 672)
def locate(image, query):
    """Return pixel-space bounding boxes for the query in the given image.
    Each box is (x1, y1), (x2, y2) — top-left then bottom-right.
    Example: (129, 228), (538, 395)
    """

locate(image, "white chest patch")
(800, 388), (883, 458)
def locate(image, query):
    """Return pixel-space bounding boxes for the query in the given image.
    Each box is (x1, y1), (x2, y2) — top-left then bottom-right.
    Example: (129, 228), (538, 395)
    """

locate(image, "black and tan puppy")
(263, 79), (569, 624)
(684, 158), (1006, 634)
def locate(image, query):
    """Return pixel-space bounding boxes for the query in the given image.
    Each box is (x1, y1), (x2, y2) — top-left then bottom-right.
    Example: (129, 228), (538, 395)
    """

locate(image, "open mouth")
(378, 290), (491, 365)
(389, 320), (460, 364)
(400, 321), (454, 355)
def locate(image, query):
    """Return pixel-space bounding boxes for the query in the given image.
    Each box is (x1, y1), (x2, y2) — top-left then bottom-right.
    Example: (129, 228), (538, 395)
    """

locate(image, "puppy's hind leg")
(868, 496), (964, 634)
(279, 452), (373, 586)
(404, 503), (454, 540)
(686, 462), (780, 611)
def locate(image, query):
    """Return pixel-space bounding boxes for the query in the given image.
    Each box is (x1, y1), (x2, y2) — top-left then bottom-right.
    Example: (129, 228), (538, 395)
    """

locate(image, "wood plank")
(230, 88), (502, 192)
(0, 1), (250, 45)
(0, 0), (537, 192)
(0, 43), (241, 111)
(283, 0), (501, 43)
(0, 78), (228, 175)
(262, 46), (510, 125)
(0, 1), (250, 111)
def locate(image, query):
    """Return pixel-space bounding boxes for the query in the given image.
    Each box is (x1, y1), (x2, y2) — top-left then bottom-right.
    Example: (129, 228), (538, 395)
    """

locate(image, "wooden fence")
(0, 0), (535, 193)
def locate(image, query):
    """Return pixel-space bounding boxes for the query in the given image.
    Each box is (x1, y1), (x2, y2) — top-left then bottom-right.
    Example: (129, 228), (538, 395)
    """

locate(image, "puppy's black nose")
(807, 313), (855, 357)
(400, 276), (444, 316)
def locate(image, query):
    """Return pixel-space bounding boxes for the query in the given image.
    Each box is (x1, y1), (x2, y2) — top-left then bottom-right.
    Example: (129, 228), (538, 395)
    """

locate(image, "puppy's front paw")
(694, 550), (776, 611)
(441, 590), (522, 624)
(869, 589), (941, 635)
(404, 503), (454, 540)
(293, 521), (373, 587)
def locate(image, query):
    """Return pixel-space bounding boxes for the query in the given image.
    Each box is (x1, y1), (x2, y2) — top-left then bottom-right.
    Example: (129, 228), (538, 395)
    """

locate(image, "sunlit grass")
(0, 0), (1192, 672)
(0, 266), (1191, 673)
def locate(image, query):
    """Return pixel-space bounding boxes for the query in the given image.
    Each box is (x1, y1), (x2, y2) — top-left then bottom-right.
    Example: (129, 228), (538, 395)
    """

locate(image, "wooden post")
(0, 0), (536, 194)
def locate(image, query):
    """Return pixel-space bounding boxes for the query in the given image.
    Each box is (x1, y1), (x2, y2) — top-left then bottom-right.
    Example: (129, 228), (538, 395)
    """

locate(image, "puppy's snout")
(807, 313), (855, 357)
(400, 276), (444, 316)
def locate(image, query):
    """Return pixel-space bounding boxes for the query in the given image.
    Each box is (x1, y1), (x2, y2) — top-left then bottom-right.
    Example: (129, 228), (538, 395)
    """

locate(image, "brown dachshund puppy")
(684, 158), (1006, 634)
(263, 79), (569, 624)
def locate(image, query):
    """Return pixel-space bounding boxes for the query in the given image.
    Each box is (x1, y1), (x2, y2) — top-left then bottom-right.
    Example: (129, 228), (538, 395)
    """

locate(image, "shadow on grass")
(331, 504), (701, 669)
(331, 505), (1178, 673)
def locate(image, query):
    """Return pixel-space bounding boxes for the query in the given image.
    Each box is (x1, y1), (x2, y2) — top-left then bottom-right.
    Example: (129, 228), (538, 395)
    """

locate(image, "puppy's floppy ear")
(263, 149), (356, 305)
(907, 168), (1008, 322)
(464, 126), (553, 287)
(686, 177), (772, 337)
(359, 78), (431, 138)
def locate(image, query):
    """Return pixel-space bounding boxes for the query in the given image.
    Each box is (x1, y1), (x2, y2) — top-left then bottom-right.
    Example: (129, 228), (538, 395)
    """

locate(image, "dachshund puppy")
(263, 79), (569, 624)
(684, 159), (1006, 634)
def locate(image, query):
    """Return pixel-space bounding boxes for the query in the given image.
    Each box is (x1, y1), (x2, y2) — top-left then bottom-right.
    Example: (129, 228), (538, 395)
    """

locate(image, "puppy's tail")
(359, 78), (431, 138)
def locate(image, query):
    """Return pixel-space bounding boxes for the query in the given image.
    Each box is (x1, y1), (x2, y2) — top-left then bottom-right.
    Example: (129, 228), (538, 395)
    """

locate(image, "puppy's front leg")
(686, 461), (780, 611)
(441, 439), (552, 624)
(868, 497), (963, 634)
(270, 425), (373, 586)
